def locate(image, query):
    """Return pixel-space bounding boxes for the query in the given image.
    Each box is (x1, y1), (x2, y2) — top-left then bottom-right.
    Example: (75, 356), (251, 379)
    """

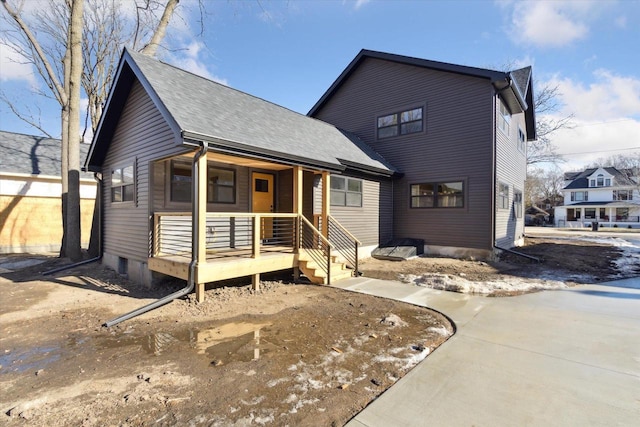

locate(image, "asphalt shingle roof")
(0, 130), (91, 178)
(563, 167), (636, 189)
(122, 50), (395, 175)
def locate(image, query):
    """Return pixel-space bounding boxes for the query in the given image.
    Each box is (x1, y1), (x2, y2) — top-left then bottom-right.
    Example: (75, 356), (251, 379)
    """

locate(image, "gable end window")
(411, 181), (464, 208)
(170, 160), (236, 204)
(111, 163), (135, 203)
(498, 183), (509, 209)
(330, 176), (362, 207)
(377, 107), (423, 139)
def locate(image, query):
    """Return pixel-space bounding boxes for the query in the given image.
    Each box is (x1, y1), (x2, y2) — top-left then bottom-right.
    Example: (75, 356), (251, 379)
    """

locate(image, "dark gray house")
(85, 48), (535, 299)
(309, 49), (535, 258)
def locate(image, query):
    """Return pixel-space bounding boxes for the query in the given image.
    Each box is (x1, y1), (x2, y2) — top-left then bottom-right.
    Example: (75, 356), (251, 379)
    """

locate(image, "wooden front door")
(252, 172), (274, 239)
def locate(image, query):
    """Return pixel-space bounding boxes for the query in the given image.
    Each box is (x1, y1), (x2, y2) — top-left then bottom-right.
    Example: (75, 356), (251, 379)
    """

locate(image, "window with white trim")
(517, 127), (526, 152)
(330, 176), (362, 207)
(111, 163), (135, 203)
(613, 190), (633, 201)
(570, 191), (588, 202)
(377, 107), (423, 139)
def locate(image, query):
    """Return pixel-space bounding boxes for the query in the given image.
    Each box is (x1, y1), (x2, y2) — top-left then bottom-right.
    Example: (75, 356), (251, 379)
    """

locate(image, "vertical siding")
(495, 100), (527, 248)
(313, 58), (495, 250)
(102, 80), (188, 262)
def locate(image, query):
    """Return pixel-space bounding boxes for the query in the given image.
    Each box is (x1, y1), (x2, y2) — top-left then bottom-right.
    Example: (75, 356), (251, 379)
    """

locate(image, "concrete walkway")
(334, 276), (640, 426)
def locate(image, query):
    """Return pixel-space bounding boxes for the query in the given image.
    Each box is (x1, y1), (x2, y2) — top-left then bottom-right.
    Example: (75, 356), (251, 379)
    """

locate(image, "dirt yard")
(1, 258), (452, 426)
(0, 234), (635, 426)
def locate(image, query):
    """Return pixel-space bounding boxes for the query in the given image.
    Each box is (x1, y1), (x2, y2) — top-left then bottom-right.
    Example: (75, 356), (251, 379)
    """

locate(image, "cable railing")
(327, 215), (360, 274)
(298, 215), (332, 283)
(153, 212), (299, 258)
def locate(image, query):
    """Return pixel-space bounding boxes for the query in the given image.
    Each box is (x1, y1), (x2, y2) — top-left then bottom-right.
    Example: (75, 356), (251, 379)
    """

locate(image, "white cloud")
(549, 70), (640, 120)
(354, 0), (372, 10)
(0, 43), (37, 85)
(505, 1), (602, 48)
(164, 41), (228, 86)
(540, 70), (640, 169)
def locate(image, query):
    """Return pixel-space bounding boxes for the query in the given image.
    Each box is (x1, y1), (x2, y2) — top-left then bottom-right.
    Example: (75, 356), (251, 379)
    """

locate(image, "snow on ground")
(399, 272), (569, 295)
(400, 234), (640, 294)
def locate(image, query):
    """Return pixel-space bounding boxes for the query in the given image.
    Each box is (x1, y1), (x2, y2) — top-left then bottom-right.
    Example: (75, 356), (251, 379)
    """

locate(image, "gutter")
(102, 141), (209, 327)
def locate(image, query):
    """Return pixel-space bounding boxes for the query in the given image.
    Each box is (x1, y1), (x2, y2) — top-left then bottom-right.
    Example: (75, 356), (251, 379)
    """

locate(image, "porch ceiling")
(169, 151), (299, 171)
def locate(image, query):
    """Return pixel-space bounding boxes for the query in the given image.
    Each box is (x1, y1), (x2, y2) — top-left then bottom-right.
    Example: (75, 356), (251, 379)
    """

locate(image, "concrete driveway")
(334, 276), (640, 426)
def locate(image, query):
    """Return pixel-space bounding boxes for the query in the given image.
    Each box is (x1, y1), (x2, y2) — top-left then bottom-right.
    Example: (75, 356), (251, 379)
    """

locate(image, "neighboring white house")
(554, 167), (640, 229)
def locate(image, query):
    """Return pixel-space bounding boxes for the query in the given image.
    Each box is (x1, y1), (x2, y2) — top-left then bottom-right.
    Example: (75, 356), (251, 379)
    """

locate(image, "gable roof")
(308, 49), (537, 141)
(0, 130), (91, 178)
(563, 167), (636, 189)
(86, 49), (396, 176)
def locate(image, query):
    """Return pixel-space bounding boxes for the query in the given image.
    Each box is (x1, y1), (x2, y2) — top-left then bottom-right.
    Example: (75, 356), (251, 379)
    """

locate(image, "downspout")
(491, 92), (498, 256)
(103, 142), (208, 327)
(44, 172), (103, 275)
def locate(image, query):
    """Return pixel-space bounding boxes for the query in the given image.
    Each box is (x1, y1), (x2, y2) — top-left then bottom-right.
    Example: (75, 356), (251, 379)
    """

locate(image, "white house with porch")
(554, 167), (640, 229)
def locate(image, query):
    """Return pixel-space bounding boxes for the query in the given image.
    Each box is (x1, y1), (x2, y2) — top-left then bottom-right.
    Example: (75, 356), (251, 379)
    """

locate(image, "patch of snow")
(427, 325), (452, 337)
(254, 413), (275, 425)
(240, 396), (265, 406)
(266, 377), (288, 388)
(400, 272), (568, 294)
(372, 346), (430, 371)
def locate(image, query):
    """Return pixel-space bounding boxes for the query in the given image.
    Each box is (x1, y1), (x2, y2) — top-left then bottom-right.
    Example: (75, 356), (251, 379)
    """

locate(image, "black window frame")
(330, 176), (363, 208)
(170, 160), (236, 204)
(410, 181), (464, 209)
(377, 106), (424, 140)
(111, 162), (135, 204)
(517, 127), (526, 153)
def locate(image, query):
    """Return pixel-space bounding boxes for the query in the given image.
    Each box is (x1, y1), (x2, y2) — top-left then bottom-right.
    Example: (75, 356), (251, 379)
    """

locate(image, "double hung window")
(111, 164), (135, 203)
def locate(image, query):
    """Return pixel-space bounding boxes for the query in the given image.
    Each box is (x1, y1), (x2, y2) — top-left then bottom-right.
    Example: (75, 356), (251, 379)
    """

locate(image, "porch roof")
(86, 49), (396, 176)
(562, 201), (639, 207)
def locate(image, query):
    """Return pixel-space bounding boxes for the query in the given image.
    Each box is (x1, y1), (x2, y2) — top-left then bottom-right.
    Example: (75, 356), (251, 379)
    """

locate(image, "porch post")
(321, 171), (330, 239)
(195, 149), (208, 303)
(293, 166), (303, 215)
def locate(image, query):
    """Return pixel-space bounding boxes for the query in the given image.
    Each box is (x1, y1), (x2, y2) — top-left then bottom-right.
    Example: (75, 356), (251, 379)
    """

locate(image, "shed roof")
(86, 49), (395, 176)
(0, 130), (91, 179)
(308, 49), (536, 140)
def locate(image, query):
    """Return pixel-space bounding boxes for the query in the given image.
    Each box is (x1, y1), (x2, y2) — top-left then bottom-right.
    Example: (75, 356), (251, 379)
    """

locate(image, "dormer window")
(597, 174), (604, 187)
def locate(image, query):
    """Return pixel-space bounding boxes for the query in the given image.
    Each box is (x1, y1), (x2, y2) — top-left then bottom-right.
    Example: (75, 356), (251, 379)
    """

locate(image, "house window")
(111, 164), (135, 203)
(590, 179), (595, 187)
(498, 100), (511, 135)
(570, 191), (588, 202)
(585, 208), (596, 219)
(613, 190), (633, 201)
(330, 176), (362, 207)
(498, 182), (509, 209)
(170, 160), (236, 204)
(605, 178), (611, 186)
(411, 181), (464, 208)
(616, 208), (629, 221)
(599, 208), (607, 220)
(597, 174), (604, 187)
(517, 127), (526, 152)
(377, 107), (423, 139)
(513, 190), (523, 218)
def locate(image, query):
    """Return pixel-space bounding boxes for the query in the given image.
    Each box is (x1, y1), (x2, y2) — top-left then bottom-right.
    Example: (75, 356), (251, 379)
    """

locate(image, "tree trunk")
(60, 37), (71, 258)
(65, 0), (84, 262)
(139, 0), (179, 57)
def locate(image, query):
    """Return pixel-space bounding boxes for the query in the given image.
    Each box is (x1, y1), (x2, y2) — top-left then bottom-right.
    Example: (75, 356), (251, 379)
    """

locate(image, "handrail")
(299, 214), (332, 249)
(328, 214), (362, 246)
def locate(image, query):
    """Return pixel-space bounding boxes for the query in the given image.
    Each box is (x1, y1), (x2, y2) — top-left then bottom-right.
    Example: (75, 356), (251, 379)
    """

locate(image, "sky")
(1, 0), (639, 172)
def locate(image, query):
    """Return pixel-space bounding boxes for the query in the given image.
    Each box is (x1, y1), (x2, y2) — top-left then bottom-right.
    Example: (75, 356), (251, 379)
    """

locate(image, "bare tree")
(1, 0), (181, 260)
(528, 84), (574, 166)
(525, 167), (564, 210)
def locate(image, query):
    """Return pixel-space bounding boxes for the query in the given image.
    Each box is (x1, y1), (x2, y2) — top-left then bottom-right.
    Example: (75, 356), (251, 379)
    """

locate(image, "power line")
(558, 146), (640, 155)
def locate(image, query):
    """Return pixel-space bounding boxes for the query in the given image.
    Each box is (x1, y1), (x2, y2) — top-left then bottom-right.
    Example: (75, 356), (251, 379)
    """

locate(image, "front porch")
(555, 204), (640, 229)
(148, 147), (360, 302)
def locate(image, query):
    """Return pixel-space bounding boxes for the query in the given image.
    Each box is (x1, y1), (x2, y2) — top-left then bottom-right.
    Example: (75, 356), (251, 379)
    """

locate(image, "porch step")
(298, 250), (354, 285)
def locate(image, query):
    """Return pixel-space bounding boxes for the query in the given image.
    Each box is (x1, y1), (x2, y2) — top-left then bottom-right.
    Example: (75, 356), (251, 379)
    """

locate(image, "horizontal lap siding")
(495, 107), (527, 248)
(313, 58), (495, 250)
(103, 80), (186, 262)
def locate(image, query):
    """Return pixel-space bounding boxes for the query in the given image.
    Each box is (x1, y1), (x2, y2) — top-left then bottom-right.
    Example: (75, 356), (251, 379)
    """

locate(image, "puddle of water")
(0, 345), (61, 374)
(94, 321), (278, 365)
